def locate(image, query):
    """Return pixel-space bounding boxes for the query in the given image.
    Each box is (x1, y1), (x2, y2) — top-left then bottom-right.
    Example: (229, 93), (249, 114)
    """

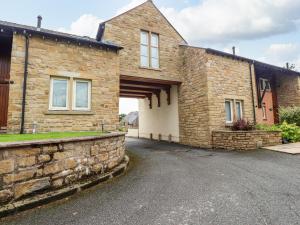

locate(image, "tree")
(119, 114), (127, 122)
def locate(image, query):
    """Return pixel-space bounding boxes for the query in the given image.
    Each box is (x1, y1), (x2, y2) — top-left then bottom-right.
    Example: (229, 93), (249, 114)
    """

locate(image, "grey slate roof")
(0, 20), (122, 51)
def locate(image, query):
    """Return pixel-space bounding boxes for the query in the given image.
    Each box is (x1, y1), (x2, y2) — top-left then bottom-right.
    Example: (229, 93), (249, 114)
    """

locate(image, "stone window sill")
(139, 66), (162, 72)
(44, 111), (95, 115)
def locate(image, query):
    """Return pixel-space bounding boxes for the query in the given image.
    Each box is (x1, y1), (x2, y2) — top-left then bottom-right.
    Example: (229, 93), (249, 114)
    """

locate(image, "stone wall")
(0, 133), (125, 205)
(8, 34), (120, 133)
(206, 54), (256, 132)
(179, 46), (211, 148)
(276, 74), (300, 107)
(212, 131), (282, 151)
(102, 0), (186, 82)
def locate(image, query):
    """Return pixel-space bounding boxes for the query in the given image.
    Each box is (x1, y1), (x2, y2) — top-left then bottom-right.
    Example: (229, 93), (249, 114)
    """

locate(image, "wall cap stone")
(0, 132), (126, 150)
(212, 130), (281, 134)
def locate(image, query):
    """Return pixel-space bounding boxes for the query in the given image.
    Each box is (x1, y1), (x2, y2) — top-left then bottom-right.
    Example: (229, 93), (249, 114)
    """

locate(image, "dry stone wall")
(0, 133), (125, 205)
(212, 131), (282, 151)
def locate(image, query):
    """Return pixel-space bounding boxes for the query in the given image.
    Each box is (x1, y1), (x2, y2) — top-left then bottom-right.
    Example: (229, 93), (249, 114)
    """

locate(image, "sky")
(1, 0), (300, 114)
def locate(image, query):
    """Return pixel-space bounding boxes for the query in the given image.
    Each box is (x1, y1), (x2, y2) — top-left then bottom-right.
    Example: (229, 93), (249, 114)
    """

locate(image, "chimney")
(37, 15), (42, 30)
(232, 46), (236, 55)
(286, 62), (289, 69)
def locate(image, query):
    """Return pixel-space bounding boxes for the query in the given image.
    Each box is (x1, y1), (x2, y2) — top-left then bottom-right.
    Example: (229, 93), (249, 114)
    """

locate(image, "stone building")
(0, 0), (299, 148)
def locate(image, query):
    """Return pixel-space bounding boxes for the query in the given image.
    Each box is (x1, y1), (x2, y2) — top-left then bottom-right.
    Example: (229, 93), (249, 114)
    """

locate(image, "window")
(235, 101), (243, 120)
(49, 77), (91, 111)
(49, 78), (69, 110)
(140, 31), (159, 69)
(140, 31), (149, 67)
(259, 78), (271, 91)
(73, 80), (91, 111)
(225, 100), (233, 123)
(151, 33), (159, 69)
(262, 104), (267, 120)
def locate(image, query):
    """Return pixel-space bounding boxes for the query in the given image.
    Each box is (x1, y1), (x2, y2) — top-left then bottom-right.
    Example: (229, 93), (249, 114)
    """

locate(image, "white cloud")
(263, 43), (300, 70)
(58, 14), (103, 38)
(160, 0), (300, 44)
(116, 0), (145, 15)
(119, 98), (139, 114)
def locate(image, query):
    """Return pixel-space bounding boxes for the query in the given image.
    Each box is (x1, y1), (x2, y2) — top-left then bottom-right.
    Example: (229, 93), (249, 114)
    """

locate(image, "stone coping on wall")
(0, 132), (126, 208)
(0, 132), (126, 149)
(212, 130), (282, 151)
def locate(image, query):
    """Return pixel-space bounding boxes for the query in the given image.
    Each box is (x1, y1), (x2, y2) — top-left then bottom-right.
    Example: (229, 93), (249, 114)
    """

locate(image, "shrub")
(279, 107), (300, 126)
(279, 121), (300, 143)
(256, 121), (300, 143)
(231, 119), (254, 131)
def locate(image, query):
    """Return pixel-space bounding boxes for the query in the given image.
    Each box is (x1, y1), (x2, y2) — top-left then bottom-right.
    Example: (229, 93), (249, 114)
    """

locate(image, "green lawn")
(0, 132), (104, 143)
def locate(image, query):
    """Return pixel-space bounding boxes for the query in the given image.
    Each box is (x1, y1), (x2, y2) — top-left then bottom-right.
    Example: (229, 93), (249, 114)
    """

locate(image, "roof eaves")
(205, 48), (300, 77)
(0, 20), (122, 51)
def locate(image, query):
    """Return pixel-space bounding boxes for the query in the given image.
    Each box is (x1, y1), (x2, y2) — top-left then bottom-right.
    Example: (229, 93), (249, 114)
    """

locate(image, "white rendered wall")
(139, 85), (180, 142)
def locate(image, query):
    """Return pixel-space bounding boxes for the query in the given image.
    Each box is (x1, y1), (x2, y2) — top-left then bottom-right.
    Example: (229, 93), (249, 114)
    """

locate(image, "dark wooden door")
(0, 47), (11, 128)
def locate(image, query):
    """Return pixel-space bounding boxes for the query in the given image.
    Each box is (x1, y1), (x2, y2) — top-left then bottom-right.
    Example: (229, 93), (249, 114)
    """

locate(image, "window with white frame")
(140, 31), (149, 67)
(225, 100), (234, 123)
(259, 78), (271, 91)
(235, 100), (243, 120)
(262, 104), (267, 120)
(49, 77), (69, 110)
(49, 77), (91, 111)
(140, 30), (159, 69)
(73, 80), (91, 111)
(151, 33), (159, 69)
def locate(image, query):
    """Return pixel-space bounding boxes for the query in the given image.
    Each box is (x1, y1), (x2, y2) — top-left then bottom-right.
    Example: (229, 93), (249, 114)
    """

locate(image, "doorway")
(0, 35), (12, 131)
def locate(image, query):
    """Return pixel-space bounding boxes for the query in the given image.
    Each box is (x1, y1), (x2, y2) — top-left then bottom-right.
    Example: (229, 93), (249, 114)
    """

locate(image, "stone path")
(264, 142), (300, 154)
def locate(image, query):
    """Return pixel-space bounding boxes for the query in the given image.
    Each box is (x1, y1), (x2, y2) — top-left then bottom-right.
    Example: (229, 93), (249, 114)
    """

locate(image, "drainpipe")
(249, 61), (257, 125)
(20, 34), (29, 134)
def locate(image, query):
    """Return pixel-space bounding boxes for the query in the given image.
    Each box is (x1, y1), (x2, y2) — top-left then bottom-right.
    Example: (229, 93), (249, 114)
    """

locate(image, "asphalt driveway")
(2, 138), (300, 225)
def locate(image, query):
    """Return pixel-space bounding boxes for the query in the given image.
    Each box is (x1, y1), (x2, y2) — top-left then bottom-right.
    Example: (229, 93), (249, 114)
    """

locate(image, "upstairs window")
(151, 33), (159, 69)
(259, 78), (271, 91)
(140, 31), (159, 69)
(140, 31), (149, 67)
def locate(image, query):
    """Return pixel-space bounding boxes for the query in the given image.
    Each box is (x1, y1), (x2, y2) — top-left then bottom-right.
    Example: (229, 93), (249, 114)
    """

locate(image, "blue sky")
(1, 0), (299, 114)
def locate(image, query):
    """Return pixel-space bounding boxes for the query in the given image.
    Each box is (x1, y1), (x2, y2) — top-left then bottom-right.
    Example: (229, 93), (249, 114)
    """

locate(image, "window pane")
(151, 58), (159, 69)
(52, 79), (67, 108)
(141, 45), (148, 57)
(236, 102), (242, 120)
(141, 32), (148, 45)
(151, 47), (158, 58)
(151, 34), (158, 47)
(76, 81), (89, 108)
(225, 101), (232, 122)
(141, 56), (149, 67)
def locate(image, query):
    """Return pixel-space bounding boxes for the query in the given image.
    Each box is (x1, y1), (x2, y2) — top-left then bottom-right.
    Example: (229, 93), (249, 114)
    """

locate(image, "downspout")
(20, 34), (29, 134)
(249, 61), (257, 125)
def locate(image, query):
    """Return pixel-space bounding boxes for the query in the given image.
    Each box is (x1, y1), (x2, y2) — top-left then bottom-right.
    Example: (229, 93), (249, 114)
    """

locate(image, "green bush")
(279, 107), (300, 126)
(279, 121), (300, 143)
(256, 121), (300, 143)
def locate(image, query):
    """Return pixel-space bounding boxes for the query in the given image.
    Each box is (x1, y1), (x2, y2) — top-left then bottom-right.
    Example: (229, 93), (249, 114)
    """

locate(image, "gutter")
(249, 61), (257, 125)
(20, 34), (29, 134)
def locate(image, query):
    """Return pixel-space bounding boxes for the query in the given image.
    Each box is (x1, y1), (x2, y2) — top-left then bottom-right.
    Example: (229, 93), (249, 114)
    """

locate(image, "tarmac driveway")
(2, 138), (300, 225)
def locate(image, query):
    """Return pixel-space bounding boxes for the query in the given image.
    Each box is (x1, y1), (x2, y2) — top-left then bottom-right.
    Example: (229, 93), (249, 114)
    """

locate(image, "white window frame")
(49, 77), (69, 111)
(72, 79), (92, 111)
(150, 33), (159, 69)
(140, 30), (160, 69)
(259, 78), (271, 91)
(225, 100), (234, 124)
(140, 31), (150, 68)
(262, 104), (267, 120)
(235, 100), (243, 120)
